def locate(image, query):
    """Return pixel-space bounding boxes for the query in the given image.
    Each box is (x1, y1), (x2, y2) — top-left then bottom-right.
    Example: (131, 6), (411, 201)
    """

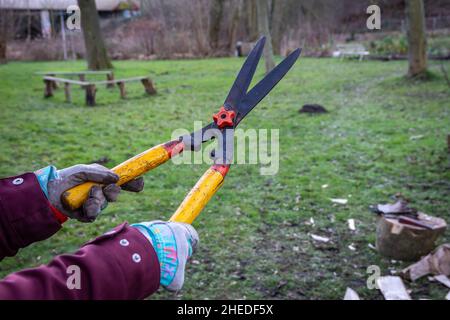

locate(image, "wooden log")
(376, 213), (447, 261)
(64, 83), (72, 103)
(43, 76), (86, 86)
(117, 81), (126, 98)
(37, 70), (113, 76)
(85, 84), (97, 106)
(92, 76), (149, 85)
(44, 79), (54, 98)
(141, 78), (157, 95)
(106, 73), (115, 88)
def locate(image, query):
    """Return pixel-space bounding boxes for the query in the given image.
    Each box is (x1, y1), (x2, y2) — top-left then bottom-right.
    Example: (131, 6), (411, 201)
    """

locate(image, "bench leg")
(85, 84), (96, 106)
(117, 81), (126, 99)
(79, 74), (86, 88)
(141, 78), (157, 95)
(106, 73), (115, 89)
(64, 83), (72, 103)
(44, 79), (54, 98)
(49, 74), (58, 89)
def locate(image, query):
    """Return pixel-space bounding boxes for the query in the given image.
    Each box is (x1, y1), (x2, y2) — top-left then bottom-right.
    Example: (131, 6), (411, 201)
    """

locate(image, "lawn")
(0, 57), (449, 300)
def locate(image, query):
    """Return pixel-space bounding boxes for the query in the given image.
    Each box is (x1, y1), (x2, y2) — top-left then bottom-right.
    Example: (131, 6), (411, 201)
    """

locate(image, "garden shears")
(62, 37), (301, 224)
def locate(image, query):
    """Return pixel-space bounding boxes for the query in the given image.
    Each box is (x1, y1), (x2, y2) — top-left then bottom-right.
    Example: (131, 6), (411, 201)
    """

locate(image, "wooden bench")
(333, 44), (370, 61)
(43, 76), (156, 106)
(37, 70), (115, 89)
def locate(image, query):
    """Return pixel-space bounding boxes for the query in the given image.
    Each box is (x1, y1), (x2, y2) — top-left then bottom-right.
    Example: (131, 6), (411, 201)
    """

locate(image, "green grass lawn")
(0, 57), (449, 300)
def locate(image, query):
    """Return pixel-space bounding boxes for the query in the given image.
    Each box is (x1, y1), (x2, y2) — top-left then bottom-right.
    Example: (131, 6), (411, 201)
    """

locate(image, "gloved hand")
(35, 164), (144, 222)
(132, 221), (199, 291)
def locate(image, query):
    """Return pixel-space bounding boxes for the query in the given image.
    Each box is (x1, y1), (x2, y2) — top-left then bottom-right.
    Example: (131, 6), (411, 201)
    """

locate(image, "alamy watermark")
(66, 265), (81, 290)
(366, 265), (381, 289)
(366, 5), (381, 30)
(171, 122), (280, 176)
(66, 5), (81, 31)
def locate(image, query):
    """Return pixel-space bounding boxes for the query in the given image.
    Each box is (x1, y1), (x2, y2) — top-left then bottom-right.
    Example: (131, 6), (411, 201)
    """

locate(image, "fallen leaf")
(348, 219), (356, 231)
(330, 198), (348, 205)
(344, 287), (360, 300)
(311, 234), (330, 243)
(376, 276), (411, 300)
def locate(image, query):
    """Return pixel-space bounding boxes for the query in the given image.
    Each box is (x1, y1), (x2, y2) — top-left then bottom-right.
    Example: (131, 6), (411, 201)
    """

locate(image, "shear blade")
(224, 37), (266, 108)
(234, 48), (302, 125)
(182, 45), (301, 150)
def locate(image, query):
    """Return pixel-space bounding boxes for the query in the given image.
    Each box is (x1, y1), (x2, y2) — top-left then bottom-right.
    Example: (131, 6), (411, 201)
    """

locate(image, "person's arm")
(0, 172), (61, 260)
(0, 221), (198, 299)
(0, 164), (143, 261)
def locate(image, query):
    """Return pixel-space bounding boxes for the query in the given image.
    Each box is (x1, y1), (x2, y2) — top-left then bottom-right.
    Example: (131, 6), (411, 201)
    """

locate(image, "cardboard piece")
(434, 275), (450, 289)
(376, 276), (411, 300)
(344, 287), (360, 300)
(402, 244), (450, 281)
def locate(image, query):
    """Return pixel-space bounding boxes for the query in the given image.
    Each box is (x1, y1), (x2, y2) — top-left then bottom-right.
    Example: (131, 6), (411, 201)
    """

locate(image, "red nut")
(213, 106), (236, 129)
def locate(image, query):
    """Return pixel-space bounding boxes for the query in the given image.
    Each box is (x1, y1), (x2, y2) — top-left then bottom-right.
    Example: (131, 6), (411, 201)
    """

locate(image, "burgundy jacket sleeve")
(0, 223), (161, 299)
(0, 173), (62, 260)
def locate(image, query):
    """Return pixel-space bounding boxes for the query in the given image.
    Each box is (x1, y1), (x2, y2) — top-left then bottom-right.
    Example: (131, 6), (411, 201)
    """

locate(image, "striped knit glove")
(132, 221), (199, 291)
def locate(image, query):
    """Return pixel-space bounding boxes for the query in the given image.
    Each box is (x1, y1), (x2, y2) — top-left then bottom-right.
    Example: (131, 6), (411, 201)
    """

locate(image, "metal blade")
(224, 37), (266, 108)
(235, 48), (301, 125)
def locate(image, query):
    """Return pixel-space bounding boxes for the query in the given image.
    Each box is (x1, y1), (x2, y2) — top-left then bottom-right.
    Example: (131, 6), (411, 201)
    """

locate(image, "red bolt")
(213, 106), (235, 129)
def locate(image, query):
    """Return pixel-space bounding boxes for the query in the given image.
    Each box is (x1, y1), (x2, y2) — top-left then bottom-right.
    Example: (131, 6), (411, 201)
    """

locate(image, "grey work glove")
(48, 164), (144, 222)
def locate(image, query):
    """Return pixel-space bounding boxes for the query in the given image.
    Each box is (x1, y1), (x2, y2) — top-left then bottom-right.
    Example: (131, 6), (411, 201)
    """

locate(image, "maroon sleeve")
(0, 173), (62, 261)
(0, 223), (161, 299)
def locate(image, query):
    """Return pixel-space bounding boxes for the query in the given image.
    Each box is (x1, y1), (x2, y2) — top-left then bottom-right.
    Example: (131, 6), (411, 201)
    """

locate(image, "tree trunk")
(228, 0), (242, 51)
(0, 7), (11, 64)
(256, 0), (275, 73)
(245, 0), (258, 41)
(270, 0), (284, 55)
(208, 0), (224, 51)
(78, 0), (113, 70)
(0, 39), (6, 64)
(405, 0), (427, 78)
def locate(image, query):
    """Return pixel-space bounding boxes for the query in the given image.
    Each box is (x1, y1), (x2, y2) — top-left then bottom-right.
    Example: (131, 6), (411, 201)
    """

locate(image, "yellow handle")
(62, 144), (171, 211)
(169, 166), (227, 224)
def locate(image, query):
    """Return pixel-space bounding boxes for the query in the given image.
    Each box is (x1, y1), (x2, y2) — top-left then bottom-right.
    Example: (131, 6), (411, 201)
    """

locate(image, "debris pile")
(343, 199), (448, 300)
(373, 200), (447, 261)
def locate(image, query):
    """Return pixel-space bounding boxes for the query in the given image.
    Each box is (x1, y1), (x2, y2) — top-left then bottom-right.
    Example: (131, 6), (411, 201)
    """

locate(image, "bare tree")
(405, 0), (427, 78)
(0, 1), (14, 64)
(78, 0), (113, 70)
(0, 10), (9, 63)
(245, 0), (258, 41)
(208, 0), (224, 51)
(227, 0), (242, 50)
(256, 0), (275, 73)
(270, 0), (285, 55)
